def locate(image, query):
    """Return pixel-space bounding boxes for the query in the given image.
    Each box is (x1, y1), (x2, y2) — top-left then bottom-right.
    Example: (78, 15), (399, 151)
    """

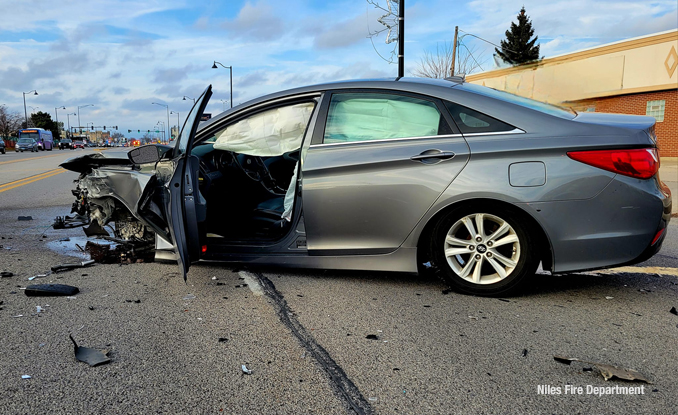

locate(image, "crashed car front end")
(58, 151), (175, 262)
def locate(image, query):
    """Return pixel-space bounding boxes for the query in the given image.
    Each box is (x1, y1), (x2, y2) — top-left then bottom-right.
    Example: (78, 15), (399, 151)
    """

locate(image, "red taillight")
(567, 148), (659, 179)
(201, 245), (207, 254)
(651, 228), (665, 246)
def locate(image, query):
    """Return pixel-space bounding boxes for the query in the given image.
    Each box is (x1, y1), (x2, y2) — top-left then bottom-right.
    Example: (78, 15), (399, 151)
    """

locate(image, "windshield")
(18, 138), (33, 144)
(459, 83), (577, 119)
(20, 132), (40, 139)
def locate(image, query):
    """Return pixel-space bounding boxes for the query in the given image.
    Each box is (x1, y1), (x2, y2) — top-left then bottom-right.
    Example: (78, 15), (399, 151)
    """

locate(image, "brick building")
(467, 30), (678, 156)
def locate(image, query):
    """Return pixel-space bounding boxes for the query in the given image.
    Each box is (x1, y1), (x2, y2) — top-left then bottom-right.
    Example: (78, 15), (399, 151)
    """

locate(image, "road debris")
(58, 237), (71, 242)
(52, 214), (89, 229)
(24, 284), (80, 297)
(51, 260), (95, 273)
(235, 284), (248, 288)
(365, 334), (379, 340)
(18, 216), (33, 221)
(241, 364), (252, 375)
(85, 240), (154, 264)
(670, 307), (678, 316)
(36, 306), (45, 313)
(218, 338), (228, 343)
(183, 294), (196, 300)
(12, 315), (23, 318)
(28, 274), (49, 281)
(0, 271), (13, 278)
(554, 355), (652, 383)
(69, 335), (111, 367)
(21, 375), (31, 379)
(522, 349), (528, 358)
(605, 296), (614, 300)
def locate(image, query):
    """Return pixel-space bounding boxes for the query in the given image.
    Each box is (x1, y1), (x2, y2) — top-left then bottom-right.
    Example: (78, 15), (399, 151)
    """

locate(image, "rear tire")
(429, 204), (539, 297)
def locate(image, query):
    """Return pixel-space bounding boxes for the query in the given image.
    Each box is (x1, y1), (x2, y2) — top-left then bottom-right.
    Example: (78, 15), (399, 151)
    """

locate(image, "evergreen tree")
(495, 7), (540, 65)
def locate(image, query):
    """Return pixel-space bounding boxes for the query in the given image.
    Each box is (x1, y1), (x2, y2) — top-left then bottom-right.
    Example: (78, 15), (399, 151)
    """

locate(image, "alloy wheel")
(443, 213), (521, 285)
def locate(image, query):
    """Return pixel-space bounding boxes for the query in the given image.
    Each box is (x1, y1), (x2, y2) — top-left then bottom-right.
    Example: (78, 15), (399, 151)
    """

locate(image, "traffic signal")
(138, 130), (140, 133)
(91, 126), (94, 130)
(103, 126), (106, 130)
(128, 130), (131, 133)
(115, 126), (118, 130)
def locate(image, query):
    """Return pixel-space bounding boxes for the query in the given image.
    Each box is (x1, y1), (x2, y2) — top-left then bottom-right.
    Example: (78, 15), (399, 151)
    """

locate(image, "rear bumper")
(521, 173), (671, 273)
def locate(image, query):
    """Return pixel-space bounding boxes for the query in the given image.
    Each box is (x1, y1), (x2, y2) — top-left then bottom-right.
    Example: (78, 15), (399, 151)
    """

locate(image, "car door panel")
(303, 136), (469, 254)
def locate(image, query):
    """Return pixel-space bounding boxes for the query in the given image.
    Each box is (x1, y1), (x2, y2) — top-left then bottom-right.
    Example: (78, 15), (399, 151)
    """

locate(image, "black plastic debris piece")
(216, 282), (225, 286)
(393, 368), (400, 371)
(51, 260), (95, 273)
(83, 221), (110, 237)
(583, 367), (593, 372)
(522, 349), (528, 358)
(88, 306), (95, 310)
(498, 299), (510, 302)
(69, 335), (111, 367)
(125, 299), (141, 303)
(0, 271), (13, 278)
(25, 284), (79, 297)
(423, 305), (431, 308)
(365, 334), (379, 340)
(218, 338), (228, 343)
(442, 288), (453, 295)
(18, 216), (33, 221)
(670, 307), (678, 316)
(554, 355), (652, 383)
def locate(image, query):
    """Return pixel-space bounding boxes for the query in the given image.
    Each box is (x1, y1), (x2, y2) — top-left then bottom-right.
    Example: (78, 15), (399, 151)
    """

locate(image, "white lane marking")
(238, 271), (264, 296)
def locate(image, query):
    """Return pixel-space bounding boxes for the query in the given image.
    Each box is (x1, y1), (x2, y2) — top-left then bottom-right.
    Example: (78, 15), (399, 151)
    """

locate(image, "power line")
(458, 28), (519, 54)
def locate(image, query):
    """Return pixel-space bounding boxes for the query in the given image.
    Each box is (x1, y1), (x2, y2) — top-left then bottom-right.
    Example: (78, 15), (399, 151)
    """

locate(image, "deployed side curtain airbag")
(324, 95), (441, 143)
(213, 103), (314, 156)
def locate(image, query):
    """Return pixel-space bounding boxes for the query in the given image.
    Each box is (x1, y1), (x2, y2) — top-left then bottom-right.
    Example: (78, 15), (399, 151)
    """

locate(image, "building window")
(646, 100), (665, 122)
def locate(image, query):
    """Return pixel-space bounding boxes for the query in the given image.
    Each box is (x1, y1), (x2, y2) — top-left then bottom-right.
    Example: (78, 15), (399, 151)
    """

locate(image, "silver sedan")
(61, 78), (672, 296)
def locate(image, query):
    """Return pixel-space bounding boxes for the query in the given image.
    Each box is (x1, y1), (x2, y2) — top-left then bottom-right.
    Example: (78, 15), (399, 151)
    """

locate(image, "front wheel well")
(416, 198), (553, 272)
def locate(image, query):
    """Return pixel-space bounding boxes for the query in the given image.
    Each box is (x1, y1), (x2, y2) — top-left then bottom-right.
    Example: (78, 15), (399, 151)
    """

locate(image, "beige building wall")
(466, 30), (678, 104)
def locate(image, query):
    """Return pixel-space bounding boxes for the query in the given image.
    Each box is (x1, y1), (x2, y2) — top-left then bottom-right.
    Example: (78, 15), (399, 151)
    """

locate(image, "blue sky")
(0, 0), (676, 139)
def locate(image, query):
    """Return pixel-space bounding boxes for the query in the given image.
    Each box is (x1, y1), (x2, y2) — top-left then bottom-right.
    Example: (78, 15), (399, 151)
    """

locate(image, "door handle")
(410, 150), (456, 162)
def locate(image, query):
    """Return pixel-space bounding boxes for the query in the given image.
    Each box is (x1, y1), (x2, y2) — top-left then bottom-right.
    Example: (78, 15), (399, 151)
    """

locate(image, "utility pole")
(450, 26), (458, 77)
(397, 0), (405, 78)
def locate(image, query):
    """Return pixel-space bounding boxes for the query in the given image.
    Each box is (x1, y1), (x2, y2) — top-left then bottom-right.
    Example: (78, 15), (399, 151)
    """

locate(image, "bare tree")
(412, 41), (486, 79)
(0, 105), (23, 138)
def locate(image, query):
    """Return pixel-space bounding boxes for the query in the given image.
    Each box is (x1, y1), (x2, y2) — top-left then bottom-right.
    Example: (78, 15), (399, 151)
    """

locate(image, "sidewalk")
(660, 157), (677, 214)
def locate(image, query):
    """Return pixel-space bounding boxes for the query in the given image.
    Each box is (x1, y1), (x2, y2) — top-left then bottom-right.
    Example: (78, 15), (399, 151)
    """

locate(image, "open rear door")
(167, 85), (212, 280)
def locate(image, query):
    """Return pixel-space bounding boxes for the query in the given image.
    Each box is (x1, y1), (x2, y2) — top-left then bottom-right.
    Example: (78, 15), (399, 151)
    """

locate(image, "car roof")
(201, 77), (464, 130)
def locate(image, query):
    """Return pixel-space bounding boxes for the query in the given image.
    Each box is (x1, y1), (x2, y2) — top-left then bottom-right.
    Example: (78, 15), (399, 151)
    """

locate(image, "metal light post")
(212, 61), (233, 108)
(28, 106), (39, 114)
(77, 104), (94, 134)
(55, 106), (65, 139)
(152, 102), (171, 145)
(66, 113), (76, 138)
(23, 90), (38, 128)
(182, 96), (196, 104)
(170, 111), (180, 139)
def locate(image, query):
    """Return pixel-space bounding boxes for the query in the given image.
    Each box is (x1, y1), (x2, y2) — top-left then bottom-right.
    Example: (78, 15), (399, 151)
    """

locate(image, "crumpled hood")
(60, 151), (132, 173)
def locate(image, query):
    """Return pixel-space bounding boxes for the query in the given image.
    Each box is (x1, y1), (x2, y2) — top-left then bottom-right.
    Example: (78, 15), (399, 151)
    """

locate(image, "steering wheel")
(234, 154), (287, 195)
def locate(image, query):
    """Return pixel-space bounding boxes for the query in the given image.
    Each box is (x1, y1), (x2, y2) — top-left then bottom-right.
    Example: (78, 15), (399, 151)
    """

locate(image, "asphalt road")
(0, 149), (677, 414)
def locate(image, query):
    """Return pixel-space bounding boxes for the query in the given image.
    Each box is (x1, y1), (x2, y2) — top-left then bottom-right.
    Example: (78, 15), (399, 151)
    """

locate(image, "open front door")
(167, 85), (212, 280)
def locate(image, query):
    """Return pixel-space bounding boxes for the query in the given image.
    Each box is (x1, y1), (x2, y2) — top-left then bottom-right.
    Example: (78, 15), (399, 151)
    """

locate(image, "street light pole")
(212, 61), (233, 108)
(66, 113), (76, 138)
(152, 102), (171, 145)
(77, 104), (94, 134)
(55, 106), (65, 139)
(23, 90), (38, 127)
(182, 96), (196, 104)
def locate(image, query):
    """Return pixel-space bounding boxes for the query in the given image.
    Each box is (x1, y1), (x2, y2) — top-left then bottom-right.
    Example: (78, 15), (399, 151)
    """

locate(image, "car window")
(323, 93), (451, 144)
(212, 102), (315, 156)
(445, 101), (516, 134)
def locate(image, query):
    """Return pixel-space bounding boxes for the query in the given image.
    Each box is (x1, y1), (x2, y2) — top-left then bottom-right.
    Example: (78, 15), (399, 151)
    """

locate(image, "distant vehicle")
(19, 128), (53, 151)
(16, 138), (39, 152)
(59, 138), (73, 150)
(0, 139), (5, 154)
(72, 140), (85, 149)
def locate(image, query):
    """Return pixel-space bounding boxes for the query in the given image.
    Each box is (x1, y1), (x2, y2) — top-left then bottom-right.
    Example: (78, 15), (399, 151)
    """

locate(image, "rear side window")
(445, 101), (515, 134)
(324, 93), (452, 144)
